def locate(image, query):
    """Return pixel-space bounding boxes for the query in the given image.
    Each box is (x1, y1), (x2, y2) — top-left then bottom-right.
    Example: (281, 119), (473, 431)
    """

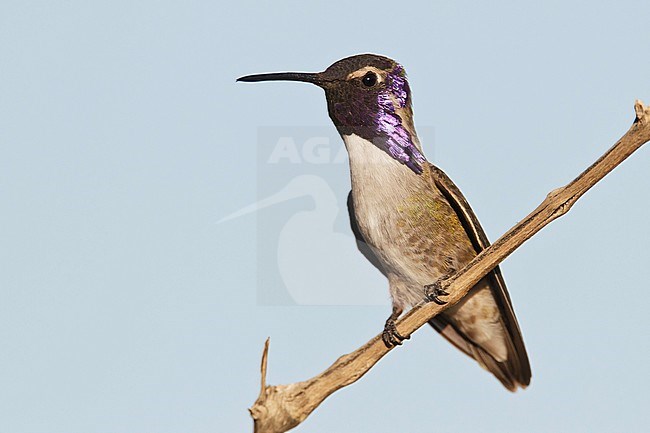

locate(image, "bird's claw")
(382, 318), (409, 348)
(424, 280), (450, 305)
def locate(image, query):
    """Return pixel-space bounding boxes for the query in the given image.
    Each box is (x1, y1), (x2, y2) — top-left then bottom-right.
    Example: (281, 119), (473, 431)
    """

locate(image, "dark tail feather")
(429, 318), (530, 391)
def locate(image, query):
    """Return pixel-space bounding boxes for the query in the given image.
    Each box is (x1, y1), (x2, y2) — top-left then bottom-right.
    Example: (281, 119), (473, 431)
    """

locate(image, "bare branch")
(258, 338), (269, 399)
(250, 101), (650, 433)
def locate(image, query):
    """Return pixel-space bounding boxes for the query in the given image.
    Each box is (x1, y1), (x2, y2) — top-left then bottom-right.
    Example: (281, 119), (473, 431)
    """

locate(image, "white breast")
(343, 134), (410, 237)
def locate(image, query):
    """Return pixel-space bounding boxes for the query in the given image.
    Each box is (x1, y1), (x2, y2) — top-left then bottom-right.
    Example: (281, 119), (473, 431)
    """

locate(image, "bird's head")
(238, 54), (426, 174)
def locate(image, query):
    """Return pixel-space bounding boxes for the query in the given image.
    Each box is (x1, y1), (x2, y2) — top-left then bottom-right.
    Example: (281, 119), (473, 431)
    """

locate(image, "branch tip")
(634, 99), (648, 123)
(259, 338), (270, 399)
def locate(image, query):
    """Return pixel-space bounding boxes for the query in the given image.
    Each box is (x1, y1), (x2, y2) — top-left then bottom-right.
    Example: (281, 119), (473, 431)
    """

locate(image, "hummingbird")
(238, 54), (531, 391)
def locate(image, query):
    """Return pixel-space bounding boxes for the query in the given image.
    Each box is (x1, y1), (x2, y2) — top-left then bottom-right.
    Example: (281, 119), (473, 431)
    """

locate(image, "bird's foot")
(424, 277), (450, 305)
(382, 317), (409, 348)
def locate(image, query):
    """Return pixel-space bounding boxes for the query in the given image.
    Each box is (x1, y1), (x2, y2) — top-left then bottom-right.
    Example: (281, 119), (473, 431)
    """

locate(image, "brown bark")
(250, 101), (650, 433)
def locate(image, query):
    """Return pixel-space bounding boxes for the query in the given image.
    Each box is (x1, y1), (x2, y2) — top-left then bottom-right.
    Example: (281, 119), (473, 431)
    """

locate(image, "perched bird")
(238, 54), (531, 391)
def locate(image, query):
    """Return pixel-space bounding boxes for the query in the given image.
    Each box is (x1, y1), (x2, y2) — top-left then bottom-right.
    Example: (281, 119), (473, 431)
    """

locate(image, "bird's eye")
(362, 71), (378, 87)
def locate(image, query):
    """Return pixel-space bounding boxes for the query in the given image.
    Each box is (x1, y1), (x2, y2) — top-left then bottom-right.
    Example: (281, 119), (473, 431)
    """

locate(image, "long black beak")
(236, 72), (323, 86)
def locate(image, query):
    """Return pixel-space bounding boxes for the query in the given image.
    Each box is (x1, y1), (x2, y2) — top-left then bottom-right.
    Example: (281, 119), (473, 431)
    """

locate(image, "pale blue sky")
(1, 1), (649, 432)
